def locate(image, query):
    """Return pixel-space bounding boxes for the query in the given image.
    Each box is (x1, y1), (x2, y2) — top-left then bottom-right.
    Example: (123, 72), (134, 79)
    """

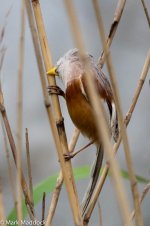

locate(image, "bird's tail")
(81, 145), (103, 216)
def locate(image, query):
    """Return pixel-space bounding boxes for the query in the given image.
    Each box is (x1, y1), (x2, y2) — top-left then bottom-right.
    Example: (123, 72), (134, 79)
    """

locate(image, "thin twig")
(31, 1), (82, 225)
(84, 49), (150, 223)
(45, 128), (80, 226)
(97, 0), (126, 68)
(16, 0), (25, 223)
(25, 128), (34, 213)
(140, 0), (150, 27)
(41, 192), (46, 225)
(65, 140), (94, 160)
(93, 1), (143, 225)
(129, 182), (150, 222)
(63, 1), (133, 226)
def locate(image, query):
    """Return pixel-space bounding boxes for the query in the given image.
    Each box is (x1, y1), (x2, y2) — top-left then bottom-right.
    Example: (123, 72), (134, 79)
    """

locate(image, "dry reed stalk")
(0, 182), (6, 226)
(25, 128), (34, 213)
(1, 118), (17, 204)
(97, 202), (103, 226)
(25, 0), (50, 110)
(140, 0), (150, 27)
(25, 1), (81, 223)
(45, 128), (79, 226)
(0, 90), (35, 219)
(16, 1), (25, 223)
(129, 182), (150, 222)
(82, 59), (133, 226)
(0, 5), (35, 221)
(63, 1), (133, 226)
(97, 0), (126, 68)
(92, 1), (143, 225)
(84, 49), (150, 222)
(31, 1), (82, 225)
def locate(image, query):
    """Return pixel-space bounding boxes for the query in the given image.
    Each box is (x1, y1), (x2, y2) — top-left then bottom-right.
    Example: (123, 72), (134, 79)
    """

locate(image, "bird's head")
(47, 48), (94, 87)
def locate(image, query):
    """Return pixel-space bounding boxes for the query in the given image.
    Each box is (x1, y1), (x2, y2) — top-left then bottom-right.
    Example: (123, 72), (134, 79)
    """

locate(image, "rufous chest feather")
(65, 79), (99, 142)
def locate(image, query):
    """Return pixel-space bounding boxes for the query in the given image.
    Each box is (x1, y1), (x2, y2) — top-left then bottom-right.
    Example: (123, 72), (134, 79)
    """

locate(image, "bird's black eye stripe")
(55, 67), (59, 75)
(89, 54), (94, 58)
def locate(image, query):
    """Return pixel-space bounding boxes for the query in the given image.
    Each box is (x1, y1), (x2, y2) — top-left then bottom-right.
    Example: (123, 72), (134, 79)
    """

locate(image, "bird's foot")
(64, 152), (75, 161)
(48, 85), (65, 98)
(64, 141), (94, 161)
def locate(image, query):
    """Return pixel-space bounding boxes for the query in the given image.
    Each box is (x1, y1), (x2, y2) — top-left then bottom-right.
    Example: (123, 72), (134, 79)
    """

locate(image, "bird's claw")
(48, 85), (65, 98)
(64, 153), (74, 161)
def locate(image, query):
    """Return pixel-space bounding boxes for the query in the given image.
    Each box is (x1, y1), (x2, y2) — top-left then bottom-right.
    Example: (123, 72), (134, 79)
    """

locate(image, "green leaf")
(7, 165), (149, 224)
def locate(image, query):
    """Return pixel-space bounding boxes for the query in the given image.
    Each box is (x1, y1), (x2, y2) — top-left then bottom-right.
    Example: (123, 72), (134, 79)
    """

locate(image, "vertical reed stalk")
(84, 49), (150, 222)
(25, 128), (34, 213)
(129, 182), (150, 223)
(45, 128), (80, 226)
(92, 2), (143, 225)
(16, 1), (25, 223)
(97, 0), (126, 68)
(140, 0), (150, 27)
(63, 1), (133, 226)
(25, 2), (81, 223)
(31, 1), (82, 225)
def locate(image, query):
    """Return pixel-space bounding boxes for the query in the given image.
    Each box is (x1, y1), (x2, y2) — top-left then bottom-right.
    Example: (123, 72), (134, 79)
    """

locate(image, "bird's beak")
(47, 66), (58, 76)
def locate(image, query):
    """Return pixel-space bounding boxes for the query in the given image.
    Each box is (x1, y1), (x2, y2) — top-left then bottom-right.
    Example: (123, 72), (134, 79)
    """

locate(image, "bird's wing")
(80, 68), (112, 131)
(93, 66), (119, 142)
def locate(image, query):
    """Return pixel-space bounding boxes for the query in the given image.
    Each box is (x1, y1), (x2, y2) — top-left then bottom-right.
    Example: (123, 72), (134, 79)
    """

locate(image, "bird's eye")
(55, 68), (59, 75)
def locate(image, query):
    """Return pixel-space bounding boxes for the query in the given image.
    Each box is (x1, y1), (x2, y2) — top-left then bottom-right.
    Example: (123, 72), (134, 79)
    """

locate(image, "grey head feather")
(56, 48), (95, 87)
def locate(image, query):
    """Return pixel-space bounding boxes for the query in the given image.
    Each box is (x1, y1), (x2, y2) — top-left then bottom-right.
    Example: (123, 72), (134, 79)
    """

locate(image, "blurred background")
(0, 0), (150, 225)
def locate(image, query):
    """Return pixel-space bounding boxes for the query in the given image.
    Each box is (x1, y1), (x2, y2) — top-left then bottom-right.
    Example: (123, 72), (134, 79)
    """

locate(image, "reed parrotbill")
(47, 48), (118, 215)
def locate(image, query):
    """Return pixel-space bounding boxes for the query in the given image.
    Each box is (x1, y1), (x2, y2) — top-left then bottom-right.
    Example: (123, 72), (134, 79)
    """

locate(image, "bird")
(47, 48), (118, 215)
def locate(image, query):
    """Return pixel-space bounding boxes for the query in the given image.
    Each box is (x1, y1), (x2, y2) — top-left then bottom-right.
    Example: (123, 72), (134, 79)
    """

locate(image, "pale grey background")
(0, 0), (150, 225)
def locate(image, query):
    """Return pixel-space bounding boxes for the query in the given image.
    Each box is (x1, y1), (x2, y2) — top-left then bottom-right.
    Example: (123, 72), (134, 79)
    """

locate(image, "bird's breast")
(65, 79), (99, 142)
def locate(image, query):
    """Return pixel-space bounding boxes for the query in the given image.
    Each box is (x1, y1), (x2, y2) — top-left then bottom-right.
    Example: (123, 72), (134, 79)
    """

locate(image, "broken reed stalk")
(16, 1), (25, 223)
(45, 127), (79, 226)
(84, 49), (150, 222)
(129, 182), (150, 222)
(92, 1), (143, 225)
(63, 1), (133, 226)
(31, 1), (82, 225)
(97, 0), (126, 68)
(25, 128), (34, 213)
(140, 0), (150, 27)
(0, 91), (35, 219)
(25, 2), (81, 224)
(0, 182), (6, 226)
